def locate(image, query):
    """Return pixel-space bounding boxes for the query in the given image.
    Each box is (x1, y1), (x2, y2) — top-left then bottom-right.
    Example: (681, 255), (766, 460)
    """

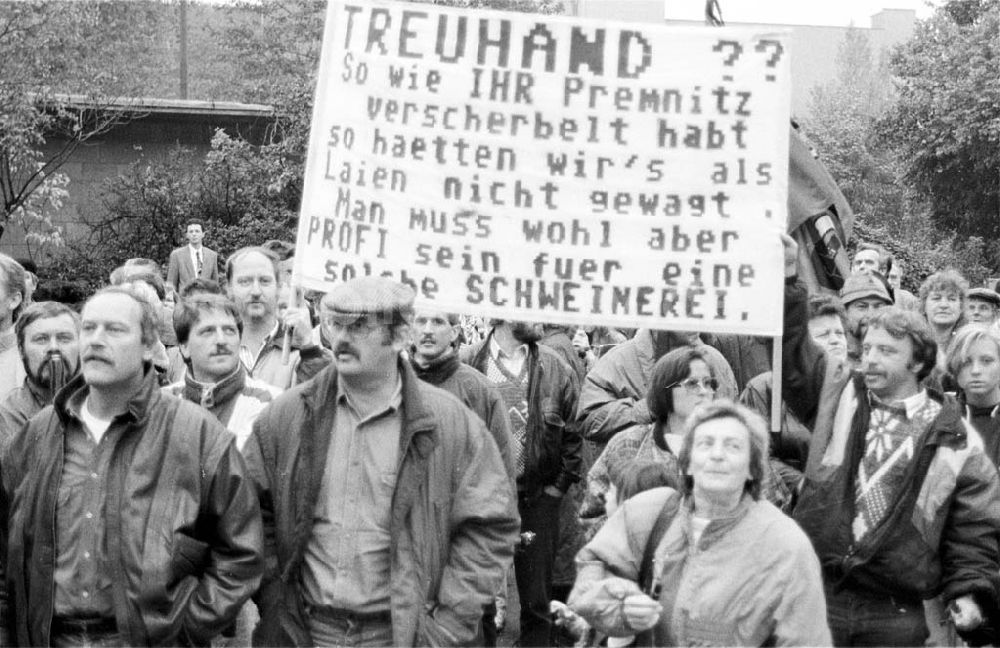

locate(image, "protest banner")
(293, 0), (791, 336)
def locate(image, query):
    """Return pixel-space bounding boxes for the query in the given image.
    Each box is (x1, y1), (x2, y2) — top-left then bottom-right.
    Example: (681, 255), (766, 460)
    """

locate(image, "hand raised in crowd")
(282, 305), (314, 348)
(780, 232), (799, 279)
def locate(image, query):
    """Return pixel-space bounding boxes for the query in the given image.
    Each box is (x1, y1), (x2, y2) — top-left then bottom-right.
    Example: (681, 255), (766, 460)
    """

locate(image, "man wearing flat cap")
(244, 277), (520, 647)
(840, 273), (893, 368)
(966, 287), (1000, 326)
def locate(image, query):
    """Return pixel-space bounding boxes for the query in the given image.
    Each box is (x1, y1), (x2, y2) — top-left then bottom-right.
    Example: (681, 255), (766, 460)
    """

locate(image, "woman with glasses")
(582, 347), (717, 525)
(569, 401), (830, 646)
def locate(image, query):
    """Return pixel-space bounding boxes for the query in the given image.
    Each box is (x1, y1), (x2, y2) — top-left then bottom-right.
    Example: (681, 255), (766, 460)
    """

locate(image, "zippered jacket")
(783, 279), (1000, 613)
(243, 359), (519, 647)
(1, 368), (263, 646)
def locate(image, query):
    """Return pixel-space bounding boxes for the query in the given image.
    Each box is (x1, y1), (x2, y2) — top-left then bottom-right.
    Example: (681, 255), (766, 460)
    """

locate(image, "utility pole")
(179, 0), (189, 99)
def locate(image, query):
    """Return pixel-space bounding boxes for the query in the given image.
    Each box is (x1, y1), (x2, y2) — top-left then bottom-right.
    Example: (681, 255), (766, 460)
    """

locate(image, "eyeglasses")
(666, 377), (719, 393)
(321, 315), (384, 337)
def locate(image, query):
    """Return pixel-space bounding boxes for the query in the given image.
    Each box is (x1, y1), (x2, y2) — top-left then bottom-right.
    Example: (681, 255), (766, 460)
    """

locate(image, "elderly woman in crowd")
(920, 269), (969, 365)
(584, 348), (791, 521)
(568, 401), (830, 646)
(947, 325), (1000, 466)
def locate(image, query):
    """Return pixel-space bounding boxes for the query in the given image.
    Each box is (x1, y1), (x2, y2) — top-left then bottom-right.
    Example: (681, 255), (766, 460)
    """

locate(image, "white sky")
(665, 0), (940, 27)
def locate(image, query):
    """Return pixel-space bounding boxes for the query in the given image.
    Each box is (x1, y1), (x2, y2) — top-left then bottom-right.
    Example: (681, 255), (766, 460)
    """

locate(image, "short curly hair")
(918, 269), (969, 325)
(677, 400), (770, 501)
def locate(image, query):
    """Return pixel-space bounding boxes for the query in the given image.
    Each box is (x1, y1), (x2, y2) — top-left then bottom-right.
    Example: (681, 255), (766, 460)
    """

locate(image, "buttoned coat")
(166, 245), (219, 291)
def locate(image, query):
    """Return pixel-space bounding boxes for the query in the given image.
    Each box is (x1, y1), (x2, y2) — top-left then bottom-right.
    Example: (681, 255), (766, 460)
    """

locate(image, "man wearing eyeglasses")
(244, 277), (519, 647)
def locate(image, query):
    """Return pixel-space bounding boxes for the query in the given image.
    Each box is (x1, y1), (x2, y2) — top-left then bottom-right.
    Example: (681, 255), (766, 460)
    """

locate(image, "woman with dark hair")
(582, 347), (715, 517)
(569, 401), (830, 646)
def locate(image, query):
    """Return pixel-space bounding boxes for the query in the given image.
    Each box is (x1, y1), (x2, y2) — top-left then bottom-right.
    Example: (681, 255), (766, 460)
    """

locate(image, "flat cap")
(840, 272), (892, 306)
(323, 276), (415, 321)
(967, 287), (1000, 308)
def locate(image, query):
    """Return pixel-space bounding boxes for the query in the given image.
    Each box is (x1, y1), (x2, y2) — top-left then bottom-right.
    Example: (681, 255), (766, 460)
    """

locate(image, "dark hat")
(840, 273), (892, 306)
(967, 287), (1000, 308)
(322, 277), (415, 323)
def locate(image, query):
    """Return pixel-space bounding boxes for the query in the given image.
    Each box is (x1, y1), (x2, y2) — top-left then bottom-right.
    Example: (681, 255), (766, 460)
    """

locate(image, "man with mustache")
(165, 294), (281, 451)
(0, 301), (80, 443)
(464, 318), (581, 648)
(164, 293), (278, 647)
(226, 246), (330, 389)
(409, 308), (515, 645)
(245, 277), (518, 647)
(409, 308), (513, 477)
(782, 235), (1000, 647)
(840, 272), (893, 369)
(0, 285), (263, 646)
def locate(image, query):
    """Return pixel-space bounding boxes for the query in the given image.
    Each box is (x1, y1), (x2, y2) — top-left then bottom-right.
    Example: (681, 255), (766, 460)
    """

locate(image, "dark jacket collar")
(299, 356), (438, 453)
(53, 364), (161, 427)
(181, 364), (246, 409)
(409, 349), (460, 386)
(957, 392), (1000, 419)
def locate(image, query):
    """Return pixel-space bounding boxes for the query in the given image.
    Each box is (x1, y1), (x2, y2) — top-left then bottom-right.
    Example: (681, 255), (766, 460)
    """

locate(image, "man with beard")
(165, 294), (281, 450)
(464, 319), (581, 648)
(782, 235), (1000, 647)
(0, 301), (80, 443)
(0, 285), (262, 646)
(840, 272), (892, 368)
(245, 277), (518, 646)
(226, 246), (329, 389)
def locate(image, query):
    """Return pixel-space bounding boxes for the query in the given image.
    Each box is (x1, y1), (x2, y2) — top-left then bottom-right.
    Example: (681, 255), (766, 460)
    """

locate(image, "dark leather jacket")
(783, 280), (1000, 620)
(0, 368), (263, 646)
(244, 359), (519, 647)
(466, 332), (582, 496)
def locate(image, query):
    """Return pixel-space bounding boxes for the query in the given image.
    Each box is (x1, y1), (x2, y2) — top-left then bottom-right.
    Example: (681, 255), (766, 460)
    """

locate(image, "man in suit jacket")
(167, 219), (220, 291)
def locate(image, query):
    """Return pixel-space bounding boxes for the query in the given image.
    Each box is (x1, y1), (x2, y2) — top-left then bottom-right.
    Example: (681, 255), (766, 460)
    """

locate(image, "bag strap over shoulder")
(638, 490), (682, 597)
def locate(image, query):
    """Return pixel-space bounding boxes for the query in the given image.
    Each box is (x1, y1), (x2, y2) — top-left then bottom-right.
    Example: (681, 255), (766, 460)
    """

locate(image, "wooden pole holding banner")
(282, 269), (302, 366)
(770, 336), (782, 434)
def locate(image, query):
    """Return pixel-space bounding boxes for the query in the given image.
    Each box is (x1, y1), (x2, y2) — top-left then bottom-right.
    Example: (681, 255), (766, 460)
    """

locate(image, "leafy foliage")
(48, 130), (300, 291)
(0, 1), (167, 250)
(803, 29), (905, 230)
(47, 0), (566, 288)
(804, 23), (996, 285)
(875, 0), (1000, 257)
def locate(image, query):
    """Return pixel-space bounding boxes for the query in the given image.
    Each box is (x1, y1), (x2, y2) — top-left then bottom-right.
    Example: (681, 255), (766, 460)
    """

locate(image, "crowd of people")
(0, 219), (998, 648)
